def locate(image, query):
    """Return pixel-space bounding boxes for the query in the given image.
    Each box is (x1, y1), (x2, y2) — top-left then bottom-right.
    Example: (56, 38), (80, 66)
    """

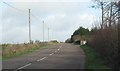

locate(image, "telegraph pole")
(52, 29), (53, 40)
(48, 28), (49, 42)
(29, 9), (31, 43)
(101, 2), (104, 29)
(43, 21), (44, 42)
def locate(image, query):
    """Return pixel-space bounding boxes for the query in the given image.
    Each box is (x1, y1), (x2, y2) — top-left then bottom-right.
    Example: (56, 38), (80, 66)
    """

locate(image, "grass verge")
(80, 45), (110, 69)
(0, 56), (2, 60)
(2, 45), (47, 60)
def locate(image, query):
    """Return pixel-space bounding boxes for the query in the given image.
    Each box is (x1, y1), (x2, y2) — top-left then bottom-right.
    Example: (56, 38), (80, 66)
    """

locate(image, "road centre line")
(15, 45), (63, 71)
(15, 63), (31, 70)
(60, 46), (62, 48)
(55, 51), (57, 52)
(37, 57), (47, 62)
(60, 45), (62, 48)
(49, 53), (54, 56)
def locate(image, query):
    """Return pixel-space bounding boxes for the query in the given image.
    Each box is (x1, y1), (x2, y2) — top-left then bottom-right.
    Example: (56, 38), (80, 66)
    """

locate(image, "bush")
(87, 24), (119, 69)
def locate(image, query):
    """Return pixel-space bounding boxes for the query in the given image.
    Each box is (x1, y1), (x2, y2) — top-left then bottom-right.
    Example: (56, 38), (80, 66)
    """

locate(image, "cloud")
(3, 0), (91, 2)
(2, 27), (29, 43)
(1, 2), (100, 43)
(77, 13), (96, 29)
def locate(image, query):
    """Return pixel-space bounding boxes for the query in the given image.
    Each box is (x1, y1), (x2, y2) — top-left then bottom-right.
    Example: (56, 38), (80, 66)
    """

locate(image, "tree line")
(87, 0), (119, 69)
(67, 0), (120, 69)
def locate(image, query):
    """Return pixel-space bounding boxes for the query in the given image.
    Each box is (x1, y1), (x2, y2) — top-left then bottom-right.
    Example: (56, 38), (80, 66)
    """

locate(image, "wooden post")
(29, 9), (31, 43)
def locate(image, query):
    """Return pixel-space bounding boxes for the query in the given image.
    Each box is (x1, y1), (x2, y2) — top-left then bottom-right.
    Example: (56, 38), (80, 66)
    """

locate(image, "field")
(1, 42), (49, 60)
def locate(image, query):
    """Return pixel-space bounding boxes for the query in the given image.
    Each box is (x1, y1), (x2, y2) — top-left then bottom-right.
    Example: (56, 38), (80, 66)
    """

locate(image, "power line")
(3, 2), (27, 13)
(31, 12), (42, 22)
(31, 12), (51, 42)
(30, 12), (52, 42)
(31, 13), (41, 21)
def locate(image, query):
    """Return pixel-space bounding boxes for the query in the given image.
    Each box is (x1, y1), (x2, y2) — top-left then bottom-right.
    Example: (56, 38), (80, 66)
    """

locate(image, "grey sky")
(1, 0), (101, 43)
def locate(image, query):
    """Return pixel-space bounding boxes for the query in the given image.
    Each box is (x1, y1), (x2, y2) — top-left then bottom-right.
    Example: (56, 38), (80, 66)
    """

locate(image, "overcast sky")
(1, 0), (101, 44)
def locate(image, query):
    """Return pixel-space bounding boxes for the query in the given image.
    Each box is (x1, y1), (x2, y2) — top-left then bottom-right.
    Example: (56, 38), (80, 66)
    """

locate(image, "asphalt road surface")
(2, 43), (85, 70)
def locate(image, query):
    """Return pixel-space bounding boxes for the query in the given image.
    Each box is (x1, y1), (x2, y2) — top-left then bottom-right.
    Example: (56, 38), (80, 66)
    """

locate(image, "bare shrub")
(87, 24), (119, 69)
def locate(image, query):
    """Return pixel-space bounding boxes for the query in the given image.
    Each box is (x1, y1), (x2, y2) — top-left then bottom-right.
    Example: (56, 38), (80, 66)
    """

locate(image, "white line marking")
(59, 45), (62, 49)
(55, 51), (57, 52)
(60, 46), (62, 48)
(49, 53), (54, 56)
(17, 63), (31, 70)
(37, 57), (47, 62)
(58, 49), (60, 51)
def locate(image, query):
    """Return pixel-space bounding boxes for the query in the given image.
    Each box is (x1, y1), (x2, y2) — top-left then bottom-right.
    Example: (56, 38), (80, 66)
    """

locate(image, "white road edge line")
(15, 63), (31, 70)
(49, 53), (54, 56)
(55, 51), (57, 52)
(60, 45), (62, 48)
(60, 46), (61, 48)
(37, 57), (47, 62)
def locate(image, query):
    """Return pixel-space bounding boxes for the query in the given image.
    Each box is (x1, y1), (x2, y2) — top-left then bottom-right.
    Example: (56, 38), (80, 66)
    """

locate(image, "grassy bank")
(2, 43), (48, 60)
(80, 45), (110, 69)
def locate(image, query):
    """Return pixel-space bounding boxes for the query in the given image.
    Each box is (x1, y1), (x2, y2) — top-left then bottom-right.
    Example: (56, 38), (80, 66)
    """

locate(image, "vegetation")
(87, 25), (119, 69)
(69, 26), (90, 44)
(72, 27), (90, 36)
(81, 45), (109, 69)
(87, 1), (119, 69)
(49, 40), (59, 43)
(70, 1), (120, 69)
(2, 42), (48, 60)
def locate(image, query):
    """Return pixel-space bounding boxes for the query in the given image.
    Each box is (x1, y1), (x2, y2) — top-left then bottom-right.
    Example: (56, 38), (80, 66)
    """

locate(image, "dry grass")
(2, 42), (47, 59)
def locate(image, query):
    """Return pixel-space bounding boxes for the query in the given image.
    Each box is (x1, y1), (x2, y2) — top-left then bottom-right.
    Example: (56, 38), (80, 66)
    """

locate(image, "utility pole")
(52, 30), (54, 40)
(48, 28), (49, 42)
(42, 21), (44, 42)
(51, 29), (53, 40)
(109, 2), (112, 27)
(29, 9), (31, 43)
(101, 2), (104, 29)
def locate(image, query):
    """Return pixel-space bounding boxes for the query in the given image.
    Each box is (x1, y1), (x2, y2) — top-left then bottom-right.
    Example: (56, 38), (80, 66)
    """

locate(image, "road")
(2, 43), (85, 70)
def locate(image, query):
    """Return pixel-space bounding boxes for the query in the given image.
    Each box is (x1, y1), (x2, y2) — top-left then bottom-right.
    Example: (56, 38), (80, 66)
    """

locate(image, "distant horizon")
(0, 40), (64, 44)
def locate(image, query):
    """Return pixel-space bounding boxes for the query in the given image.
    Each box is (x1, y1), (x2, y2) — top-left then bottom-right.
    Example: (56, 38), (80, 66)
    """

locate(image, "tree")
(92, 0), (120, 29)
(89, 0), (120, 69)
(73, 26), (90, 36)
